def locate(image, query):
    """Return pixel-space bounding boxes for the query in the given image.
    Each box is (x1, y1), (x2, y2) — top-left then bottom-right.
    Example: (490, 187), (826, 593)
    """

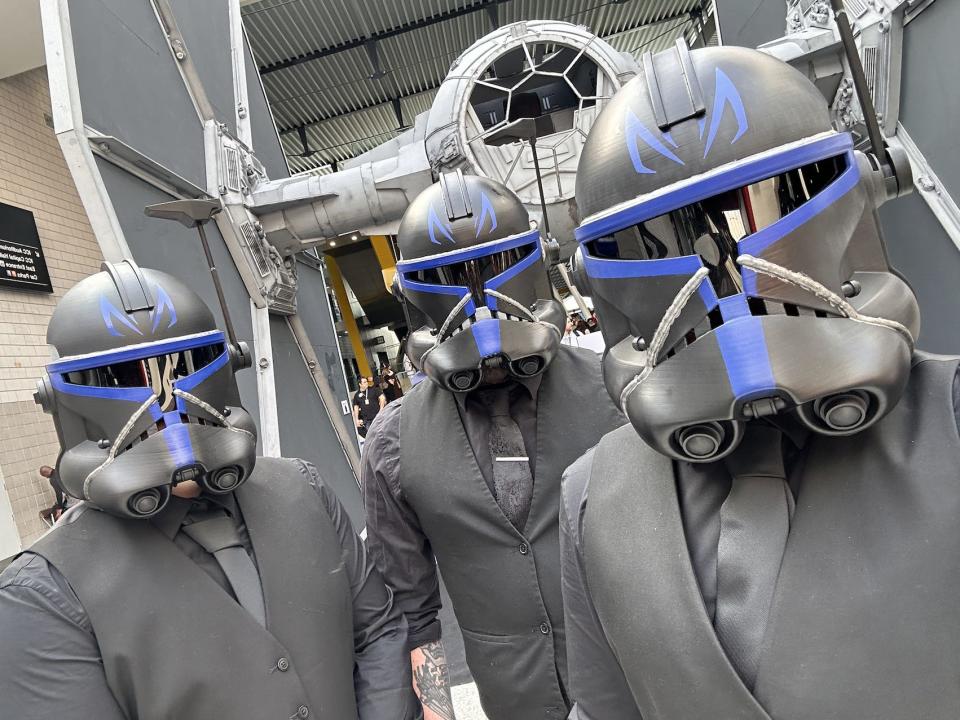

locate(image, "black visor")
(63, 342), (225, 388)
(587, 153), (846, 297)
(409, 244), (535, 300)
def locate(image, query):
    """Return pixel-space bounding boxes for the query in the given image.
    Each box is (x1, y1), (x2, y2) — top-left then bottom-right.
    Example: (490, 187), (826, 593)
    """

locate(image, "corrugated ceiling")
(242, 0), (713, 175)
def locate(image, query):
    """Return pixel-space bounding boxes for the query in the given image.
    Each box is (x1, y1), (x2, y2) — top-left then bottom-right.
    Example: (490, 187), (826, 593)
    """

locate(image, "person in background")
(38, 464), (69, 525)
(363, 173), (623, 720)
(380, 364), (404, 403)
(354, 376), (387, 438)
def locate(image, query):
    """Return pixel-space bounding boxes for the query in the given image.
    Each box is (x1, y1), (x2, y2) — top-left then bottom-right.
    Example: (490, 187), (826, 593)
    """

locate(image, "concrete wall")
(0, 67), (104, 555)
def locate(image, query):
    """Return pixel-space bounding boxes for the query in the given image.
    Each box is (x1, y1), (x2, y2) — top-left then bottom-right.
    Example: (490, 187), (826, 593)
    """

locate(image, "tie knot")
(475, 387), (512, 417)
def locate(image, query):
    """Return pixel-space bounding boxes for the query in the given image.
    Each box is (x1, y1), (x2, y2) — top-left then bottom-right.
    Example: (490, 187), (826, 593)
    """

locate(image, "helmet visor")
(586, 152), (846, 297)
(60, 342), (225, 389)
(409, 244), (535, 300)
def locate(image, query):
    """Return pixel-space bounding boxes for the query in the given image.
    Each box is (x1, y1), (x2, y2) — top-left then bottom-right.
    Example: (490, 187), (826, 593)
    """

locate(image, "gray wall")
(714, 0), (786, 50)
(881, 0), (960, 353)
(69, 0), (361, 514)
(72, 0), (206, 189)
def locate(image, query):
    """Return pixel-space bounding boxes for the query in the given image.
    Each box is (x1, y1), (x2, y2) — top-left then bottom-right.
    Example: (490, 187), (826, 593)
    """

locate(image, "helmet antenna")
(144, 199), (239, 348)
(486, 110), (594, 316)
(829, 0), (910, 195)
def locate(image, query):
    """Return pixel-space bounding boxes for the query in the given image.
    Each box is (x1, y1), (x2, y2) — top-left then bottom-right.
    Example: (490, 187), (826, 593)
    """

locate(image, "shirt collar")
(455, 373), (542, 413)
(150, 491), (240, 540)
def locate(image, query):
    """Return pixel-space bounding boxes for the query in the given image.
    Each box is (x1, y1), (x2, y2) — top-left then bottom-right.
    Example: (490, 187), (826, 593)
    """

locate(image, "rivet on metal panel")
(917, 176), (937, 193)
(259, 357), (270, 370)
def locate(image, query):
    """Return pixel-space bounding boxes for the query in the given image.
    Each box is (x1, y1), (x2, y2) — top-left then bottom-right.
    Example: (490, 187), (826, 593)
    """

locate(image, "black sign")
(0, 203), (53, 293)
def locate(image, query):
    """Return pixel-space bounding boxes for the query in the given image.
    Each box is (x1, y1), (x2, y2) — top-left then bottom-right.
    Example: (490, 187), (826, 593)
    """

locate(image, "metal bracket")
(887, 123), (960, 253)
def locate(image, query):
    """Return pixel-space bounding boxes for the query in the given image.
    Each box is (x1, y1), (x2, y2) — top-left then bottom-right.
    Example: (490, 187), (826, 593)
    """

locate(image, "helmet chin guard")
(408, 300), (565, 393)
(572, 42), (920, 460)
(38, 260), (257, 518)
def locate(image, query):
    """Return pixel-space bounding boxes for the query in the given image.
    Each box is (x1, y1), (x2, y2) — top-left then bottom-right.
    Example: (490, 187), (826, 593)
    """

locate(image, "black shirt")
(0, 464), (417, 720)
(354, 387), (384, 424)
(361, 376), (541, 649)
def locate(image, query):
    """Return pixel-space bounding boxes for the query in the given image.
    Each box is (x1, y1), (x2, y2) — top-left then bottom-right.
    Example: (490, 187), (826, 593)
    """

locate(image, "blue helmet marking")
(428, 205), (455, 245)
(100, 284), (178, 337)
(625, 109), (685, 174)
(471, 319), (502, 358)
(474, 191), (499, 237)
(703, 68), (748, 158)
(161, 411), (196, 467)
(100, 295), (143, 337)
(150, 285), (178, 333)
(713, 294), (777, 399)
(624, 65), (749, 173)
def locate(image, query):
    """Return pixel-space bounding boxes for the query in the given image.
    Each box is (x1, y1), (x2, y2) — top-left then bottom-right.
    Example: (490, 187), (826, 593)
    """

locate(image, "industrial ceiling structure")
(241, 0), (714, 175)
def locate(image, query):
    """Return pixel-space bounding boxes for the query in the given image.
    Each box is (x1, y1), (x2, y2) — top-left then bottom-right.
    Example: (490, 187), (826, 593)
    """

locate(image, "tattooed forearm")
(411, 641), (456, 720)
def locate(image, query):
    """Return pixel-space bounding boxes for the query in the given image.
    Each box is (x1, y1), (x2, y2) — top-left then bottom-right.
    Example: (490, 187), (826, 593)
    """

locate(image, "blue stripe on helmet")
(49, 373), (156, 402)
(471, 319), (501, 358)
(395, 276), (477, 317)
(484, 242), (542, 311)
(575, 133), (854, 244)
(713, 312), (777, 399)
(48, 331), (226, 374)
(174, 348), (230, 394)
(739, 150), (860, 295)
(161, 411), (196, 467)
(396, 229), (540, 273)
(582, 252), (720, 311)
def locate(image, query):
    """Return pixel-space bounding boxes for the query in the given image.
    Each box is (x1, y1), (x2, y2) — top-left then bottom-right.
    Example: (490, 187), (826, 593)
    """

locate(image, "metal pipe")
(528, 137), (552, 238)
(196, 222), (239, 348)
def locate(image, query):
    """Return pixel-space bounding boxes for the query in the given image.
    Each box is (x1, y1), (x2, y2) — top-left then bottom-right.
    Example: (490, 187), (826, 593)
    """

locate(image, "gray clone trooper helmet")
(395, 171), (564, 393)
(571, 40), (919, 463)
(34, 260), (256, 519)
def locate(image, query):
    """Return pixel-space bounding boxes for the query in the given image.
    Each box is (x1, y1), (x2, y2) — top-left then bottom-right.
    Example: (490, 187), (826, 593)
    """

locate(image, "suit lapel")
(584, 425), (772, 720)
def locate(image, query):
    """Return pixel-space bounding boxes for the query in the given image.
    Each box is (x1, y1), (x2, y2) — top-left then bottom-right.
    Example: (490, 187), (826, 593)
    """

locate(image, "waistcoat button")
(277, 657), (290, 672)
(297, 705), (309, 718)
(539, 622), (550, 634)
(519, 542), (529, 555)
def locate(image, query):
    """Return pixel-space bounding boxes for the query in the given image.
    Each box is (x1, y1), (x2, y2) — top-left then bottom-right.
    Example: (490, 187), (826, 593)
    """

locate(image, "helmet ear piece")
(230, 341), (252, 371)
(541, 236), (561, 266)
(34, 376), (56, 415)
(570, 246), (592, 295)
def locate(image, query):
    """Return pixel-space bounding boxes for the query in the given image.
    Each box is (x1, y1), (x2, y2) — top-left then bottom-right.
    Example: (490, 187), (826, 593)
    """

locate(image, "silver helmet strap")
(173, 388), (255, 441)
(736, 254), (914, 346)
(83, 392), (159, 500)
(619, 255), (915, 412)
(619, 266), (710, 410)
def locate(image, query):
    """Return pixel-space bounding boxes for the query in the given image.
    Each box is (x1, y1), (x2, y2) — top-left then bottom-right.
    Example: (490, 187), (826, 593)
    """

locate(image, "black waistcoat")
(30, 457), (358, 720)
(584, 354), (960, 720)
(399, 345), (623, 720)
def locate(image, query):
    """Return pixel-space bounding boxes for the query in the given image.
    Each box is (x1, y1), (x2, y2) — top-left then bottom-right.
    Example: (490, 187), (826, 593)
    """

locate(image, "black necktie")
(476, 387), (534, 530)
(714, 424), (793, 688)
(183, 511), (267, 627)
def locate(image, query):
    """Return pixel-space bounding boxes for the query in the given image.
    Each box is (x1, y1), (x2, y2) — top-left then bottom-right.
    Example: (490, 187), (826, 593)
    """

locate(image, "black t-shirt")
(353, 388), (382, 424)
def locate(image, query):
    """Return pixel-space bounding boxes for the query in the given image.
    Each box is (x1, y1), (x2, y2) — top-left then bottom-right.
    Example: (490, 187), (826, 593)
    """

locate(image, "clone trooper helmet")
(35, 261), (257, 518)
(396, 172), (564, 393)
(572, 41), (919, 462)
